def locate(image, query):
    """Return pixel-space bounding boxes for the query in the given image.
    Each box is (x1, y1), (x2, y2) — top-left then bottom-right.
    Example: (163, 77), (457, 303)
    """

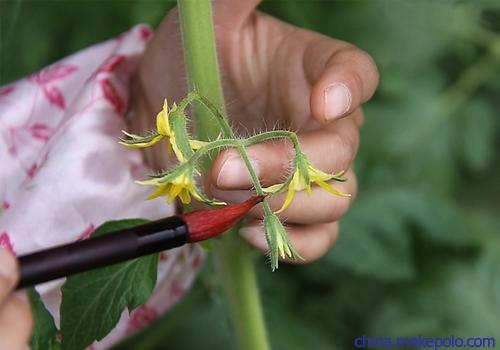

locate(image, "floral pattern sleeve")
(0, 25), (203, 350)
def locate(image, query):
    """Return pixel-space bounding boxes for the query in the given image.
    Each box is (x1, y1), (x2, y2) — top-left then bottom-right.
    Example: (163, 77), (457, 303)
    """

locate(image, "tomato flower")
(263, 154), (350, 213)
(138, 166), (223, 205)
(119, 99), (206, 162)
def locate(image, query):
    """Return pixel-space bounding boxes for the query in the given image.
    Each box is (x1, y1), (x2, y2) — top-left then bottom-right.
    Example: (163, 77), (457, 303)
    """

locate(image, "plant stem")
(177, 1), (271, 350)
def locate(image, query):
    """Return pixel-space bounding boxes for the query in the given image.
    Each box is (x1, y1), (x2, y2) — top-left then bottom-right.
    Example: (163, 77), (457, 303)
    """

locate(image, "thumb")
(212, 0), (262, 29)
(305, 38), (379, 123)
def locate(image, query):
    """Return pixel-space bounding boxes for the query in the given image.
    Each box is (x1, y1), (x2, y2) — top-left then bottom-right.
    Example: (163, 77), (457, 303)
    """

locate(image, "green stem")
(177, 2), (271, 350)
(180, 92), (297, 208)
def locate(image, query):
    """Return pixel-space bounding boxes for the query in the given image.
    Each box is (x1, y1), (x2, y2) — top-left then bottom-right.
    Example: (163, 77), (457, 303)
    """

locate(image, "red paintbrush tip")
(183, 196), (264, 243)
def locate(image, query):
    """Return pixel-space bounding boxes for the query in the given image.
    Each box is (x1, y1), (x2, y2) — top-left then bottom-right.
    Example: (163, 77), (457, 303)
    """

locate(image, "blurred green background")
(1, 0), (499, 349)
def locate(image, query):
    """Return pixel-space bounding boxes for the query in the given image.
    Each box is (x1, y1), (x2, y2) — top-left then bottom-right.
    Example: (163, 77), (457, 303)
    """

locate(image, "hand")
(130, 0), (378, 262)
(0, 248), (32, 349)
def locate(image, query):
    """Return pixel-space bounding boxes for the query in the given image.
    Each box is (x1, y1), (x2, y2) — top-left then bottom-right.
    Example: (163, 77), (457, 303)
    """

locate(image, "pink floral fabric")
(0, 25), (202, 349)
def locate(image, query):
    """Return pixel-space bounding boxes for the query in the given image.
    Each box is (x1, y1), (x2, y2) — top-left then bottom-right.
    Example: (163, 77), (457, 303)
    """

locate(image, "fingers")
(0, 248), (31, 350)
(240, 220), (339, 263)
(211, 169), (357, 225)
(304, 37), (379, 123)
(261, 169), (357, 224)
(211, 114), (359, 190)
(0, 293), (33, 350)
(212, 0), (262, 29)
(0, 248), (18, 303)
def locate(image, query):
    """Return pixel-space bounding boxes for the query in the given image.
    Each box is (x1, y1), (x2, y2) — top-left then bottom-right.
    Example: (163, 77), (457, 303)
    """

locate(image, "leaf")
(28, 288), (61, 350)
(60, 219), (158, 350)
(461, 97), (498, 172)
(327, 189), (415, 281)
(112, 284), (233, 350)
(327, 188), (477, 281)
(368, 251), (500, 338)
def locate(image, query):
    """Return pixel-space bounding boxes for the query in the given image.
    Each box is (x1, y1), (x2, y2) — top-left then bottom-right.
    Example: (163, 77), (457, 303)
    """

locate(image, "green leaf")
(60, 219), (158, 350)
(368, 252), (500, 338)
(461, 97), (498, 172)
(327, 189), (416, 281)
(28, 288), (61, 350)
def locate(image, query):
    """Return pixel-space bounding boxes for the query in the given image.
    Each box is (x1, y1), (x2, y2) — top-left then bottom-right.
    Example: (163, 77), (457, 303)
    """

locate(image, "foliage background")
(1, 0), (499, 349)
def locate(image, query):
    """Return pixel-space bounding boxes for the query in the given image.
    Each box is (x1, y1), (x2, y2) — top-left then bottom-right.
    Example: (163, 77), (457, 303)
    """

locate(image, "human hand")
(130, 0), (378, 262)
(0, 248), (32, 349)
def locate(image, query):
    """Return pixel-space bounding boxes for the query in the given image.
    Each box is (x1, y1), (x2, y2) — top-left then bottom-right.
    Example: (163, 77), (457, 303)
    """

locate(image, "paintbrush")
(16, 196), (263, 289)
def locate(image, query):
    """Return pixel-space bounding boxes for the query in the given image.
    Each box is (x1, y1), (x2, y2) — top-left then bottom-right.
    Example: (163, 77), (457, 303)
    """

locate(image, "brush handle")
(17, 216), (188, 289)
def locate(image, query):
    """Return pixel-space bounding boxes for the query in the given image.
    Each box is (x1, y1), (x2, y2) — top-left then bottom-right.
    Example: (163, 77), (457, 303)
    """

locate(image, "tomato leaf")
(60, 219), (158, 350)
(28, 288), (61, 350)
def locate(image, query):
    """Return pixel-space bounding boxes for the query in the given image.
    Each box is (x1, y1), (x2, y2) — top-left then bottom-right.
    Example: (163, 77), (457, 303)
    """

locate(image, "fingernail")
(239, 227), (268, 251)
(210, 187), (252, 203)
(217, 155), (259, 188)
(0, 247), (17, 282)
(324, 83), (351, 120)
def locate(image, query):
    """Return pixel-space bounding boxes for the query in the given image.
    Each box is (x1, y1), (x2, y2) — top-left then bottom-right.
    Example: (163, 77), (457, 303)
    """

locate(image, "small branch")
(177, 1), (271, 350)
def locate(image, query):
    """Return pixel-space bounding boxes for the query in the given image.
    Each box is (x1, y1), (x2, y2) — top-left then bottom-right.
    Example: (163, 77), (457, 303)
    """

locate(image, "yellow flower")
(263, 161), (350, 213)
(138, 166), (225, 205)
(119, 130), (163, 148)
(155, 99), (172, 137)
(119, 99), (206, 161)
(139, 168), (203, 205)
(155, 100), (188, 162)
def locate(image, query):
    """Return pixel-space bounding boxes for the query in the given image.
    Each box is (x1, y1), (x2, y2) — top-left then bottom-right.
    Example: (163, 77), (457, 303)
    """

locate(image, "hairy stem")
(177, 1), (271, 350)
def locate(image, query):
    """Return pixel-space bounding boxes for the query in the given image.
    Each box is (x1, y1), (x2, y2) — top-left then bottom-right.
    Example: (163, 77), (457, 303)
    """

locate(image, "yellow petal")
(315, 180), (351, 197)
(276, 233), (286, 259)
(275, 185), (296, 214)
(118, 135), (163, 148)
(169, 133), (187, 162)
(291, 169), (308, 191)
(178, 190), (192, 204)
(309, 166), (347, 182)
(147, 185), (169, 200)
(169, 183), (184, 200)
(156, 99), (171, 136)
(308, 166), (334, 182)
(305, 184), (313, 196)
(262, 183), (285, 193)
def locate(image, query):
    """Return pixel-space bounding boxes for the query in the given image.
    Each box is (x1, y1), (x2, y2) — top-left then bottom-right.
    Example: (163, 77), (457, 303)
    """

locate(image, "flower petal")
(156, 99), (171, 136)
(169, 133), (187, 162)
(169, 183), (185, 200)
(262, 183), (285, 193)
(119, 134), (163, 148)
(147, 185), (169, 200)
(315, 180), (351, 197)
(178, 190), (192, 204)
(275, 185), (296, 214)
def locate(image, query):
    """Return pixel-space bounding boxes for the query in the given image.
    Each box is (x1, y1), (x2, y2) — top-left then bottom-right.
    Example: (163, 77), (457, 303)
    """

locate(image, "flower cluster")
(120, 92), (349, 270)
(119, 99), (214, 204)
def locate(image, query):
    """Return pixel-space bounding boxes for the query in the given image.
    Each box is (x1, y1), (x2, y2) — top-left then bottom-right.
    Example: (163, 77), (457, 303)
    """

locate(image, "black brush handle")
(17, 216), (188, 289)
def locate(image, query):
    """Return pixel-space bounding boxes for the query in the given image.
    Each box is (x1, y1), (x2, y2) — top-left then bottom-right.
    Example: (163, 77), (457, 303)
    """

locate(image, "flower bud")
(264, 213), (300, 271)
